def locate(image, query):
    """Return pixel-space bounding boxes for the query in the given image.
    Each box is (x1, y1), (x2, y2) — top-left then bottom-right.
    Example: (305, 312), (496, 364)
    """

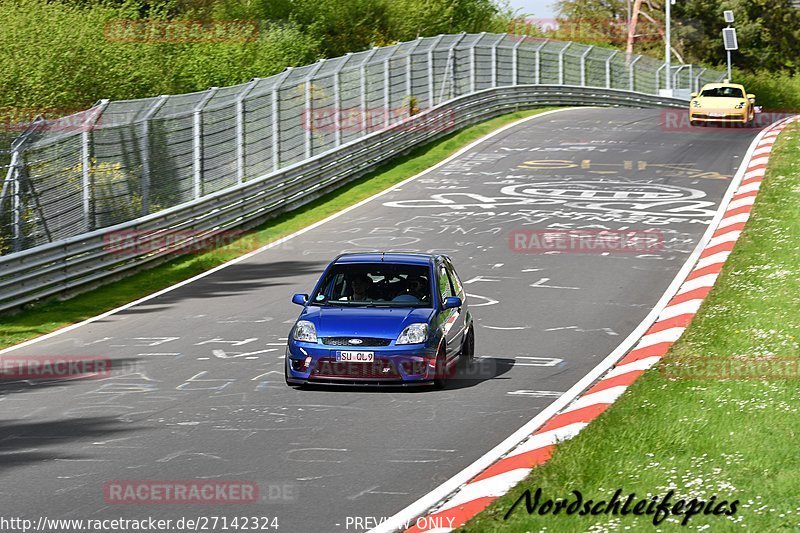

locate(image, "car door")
(436, 260), (463, 363)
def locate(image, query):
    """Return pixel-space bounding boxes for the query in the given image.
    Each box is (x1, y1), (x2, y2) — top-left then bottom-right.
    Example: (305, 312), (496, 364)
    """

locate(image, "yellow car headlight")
(691, 100), (701, 108)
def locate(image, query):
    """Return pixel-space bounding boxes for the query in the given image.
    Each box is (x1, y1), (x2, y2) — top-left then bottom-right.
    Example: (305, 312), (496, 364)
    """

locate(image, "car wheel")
(433, 346), (448, 389)
(690, 120), (698, 127)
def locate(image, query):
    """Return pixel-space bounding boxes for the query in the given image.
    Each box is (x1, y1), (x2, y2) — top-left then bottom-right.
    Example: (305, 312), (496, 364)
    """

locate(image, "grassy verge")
(0, 107), (556, 350)
(464, 120), (800, 532)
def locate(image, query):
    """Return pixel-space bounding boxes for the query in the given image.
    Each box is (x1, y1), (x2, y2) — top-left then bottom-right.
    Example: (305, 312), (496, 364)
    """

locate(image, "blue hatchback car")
(285, 253), (474, 387)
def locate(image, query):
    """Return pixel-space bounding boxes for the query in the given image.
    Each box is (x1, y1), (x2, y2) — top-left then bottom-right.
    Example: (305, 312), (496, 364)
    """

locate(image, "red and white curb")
(372, 116), (798, 533)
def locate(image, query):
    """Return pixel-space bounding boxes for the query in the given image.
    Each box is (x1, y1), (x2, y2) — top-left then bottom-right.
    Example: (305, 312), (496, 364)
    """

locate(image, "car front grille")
(311, 357), (401, 379)
(321, 337), (392, 346)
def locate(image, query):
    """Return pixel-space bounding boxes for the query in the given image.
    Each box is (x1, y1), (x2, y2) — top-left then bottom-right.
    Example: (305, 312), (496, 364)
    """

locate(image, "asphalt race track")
(0, 108), (763, 532)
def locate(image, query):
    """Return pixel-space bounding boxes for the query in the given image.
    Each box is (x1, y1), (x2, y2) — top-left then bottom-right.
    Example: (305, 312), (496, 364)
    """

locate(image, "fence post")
(443, 33), (467, 102)
(192, 88), (217, 199)
(236, 79), (259, 184)
(490, 34), (503, 88)
(470, 33), (484, 93)
(512, 38), (523, 85)
(304, 59), (326, 160)
(655, 64), (666, 93)
(139, 95), (167, 216)
(271, 67), (293, 172)
(629, 55), (642, 92)
(605, 50), (618, 88)
(2, 116), (43, 253)
(81, 99), (109, 231)
(427, 35), (444, 108)
(406, 38), (423, 116)
(534, 39), (548, 85)
(383, 56), (391, 128)
(673, 65), (687, 92)
(558, 42), (571, 85)
(580, 46), (593, 86)
(694, 68), (707, 93)
(360, 47), (379, 134)
(331, 54), (352, 148)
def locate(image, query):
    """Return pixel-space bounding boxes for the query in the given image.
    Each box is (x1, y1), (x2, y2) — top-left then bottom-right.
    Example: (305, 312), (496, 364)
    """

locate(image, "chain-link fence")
(0, 33), (724, 256)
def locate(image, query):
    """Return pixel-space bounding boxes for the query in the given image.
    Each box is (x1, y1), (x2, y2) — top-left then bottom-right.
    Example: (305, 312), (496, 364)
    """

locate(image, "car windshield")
(311, 263), (433, 307)
(700, 87), (745, 98)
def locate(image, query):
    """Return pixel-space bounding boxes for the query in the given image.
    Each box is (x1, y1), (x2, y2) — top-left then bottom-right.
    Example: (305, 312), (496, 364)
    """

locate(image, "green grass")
(464, 120), (800, 532)
(0, 107), (556, 350)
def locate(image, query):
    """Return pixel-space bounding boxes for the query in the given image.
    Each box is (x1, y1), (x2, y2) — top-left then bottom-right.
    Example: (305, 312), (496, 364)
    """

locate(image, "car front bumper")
(690, 110), (749, 124)
(285, 340), (439, 386)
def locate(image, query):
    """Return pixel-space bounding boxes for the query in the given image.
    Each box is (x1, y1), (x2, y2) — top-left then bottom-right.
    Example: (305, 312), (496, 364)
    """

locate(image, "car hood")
(300, 306), (435, 338)
(696, 97), (746, 109)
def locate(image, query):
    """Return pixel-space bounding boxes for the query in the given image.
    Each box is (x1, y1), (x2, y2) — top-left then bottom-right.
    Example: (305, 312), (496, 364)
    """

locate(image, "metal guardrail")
(0, 84), (691, 312)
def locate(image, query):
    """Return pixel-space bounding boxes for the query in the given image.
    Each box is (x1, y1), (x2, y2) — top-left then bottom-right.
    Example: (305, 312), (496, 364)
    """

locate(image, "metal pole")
(192, 88), (217, 199)
(12, 160), (20, 252)
(727, 50), (732, 81)
(630, 55), (642, 91)
(332, 54), (352, 148)
(360, 47), (379, 133)
(405, 39), (422, 116)
(580, 46), (593, 86)
(304, 59), (326, 159)
(440, 33), (466, 103)
(558, 42), (571, 85)
(694, 68), (707, 93)
(534, 39), (548, 85)
(605, 50), (619, 88)
(512, 38), (523, 85)
(490, 34), (504, 88)
(271, 67), (293, 172)
(139, 95), (167, 216)
(383, 57), (391, 128)
(655, 64), (666, 92)
(469, 44), (477, 93)
(81, 99), (109, 231)
(665, 0), (672, 92)
(235, 79), (259, 184)
(427, 36), (444, 108)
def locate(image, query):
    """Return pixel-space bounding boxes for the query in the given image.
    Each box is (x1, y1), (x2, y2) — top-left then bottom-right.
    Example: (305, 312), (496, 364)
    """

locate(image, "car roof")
(333, 252), (441, 266)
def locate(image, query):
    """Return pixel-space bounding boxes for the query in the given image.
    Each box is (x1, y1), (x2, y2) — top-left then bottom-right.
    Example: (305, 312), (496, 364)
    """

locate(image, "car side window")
(438, 264), (453, 303)
(445, 261), (465, 299)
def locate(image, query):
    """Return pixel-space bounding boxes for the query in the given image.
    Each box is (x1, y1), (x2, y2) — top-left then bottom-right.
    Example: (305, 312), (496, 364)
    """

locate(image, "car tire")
(690, 120), (698, 127)
(433, 346), (448, 389)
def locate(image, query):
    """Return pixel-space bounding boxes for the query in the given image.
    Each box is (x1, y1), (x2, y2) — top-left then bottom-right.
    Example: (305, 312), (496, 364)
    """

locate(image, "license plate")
(336, 351), (375, 363)
(709, 112), (726, 117)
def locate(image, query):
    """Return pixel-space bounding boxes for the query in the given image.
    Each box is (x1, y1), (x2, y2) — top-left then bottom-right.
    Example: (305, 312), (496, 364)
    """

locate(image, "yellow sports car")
(689, 82), (756, 126)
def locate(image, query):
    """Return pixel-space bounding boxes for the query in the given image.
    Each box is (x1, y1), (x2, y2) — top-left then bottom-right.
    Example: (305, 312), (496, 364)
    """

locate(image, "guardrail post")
(558, 42), (571, 85)
(304, 59), (326, 159)
(605, 50), (618, 88)
(360, 47), (379, 132)
(580, 46), (593, 86)
(235, 79), (259, 184)
(139, 95), (167, 216)
(271, 67), (292, 172)
(427, 36), (444, 108)
(193, 88), (217, 199)
(81, 99), (109, 231)
(512, 38), (523, 85)
(534, 39), (548, 85)
(629, 55), (642, 92)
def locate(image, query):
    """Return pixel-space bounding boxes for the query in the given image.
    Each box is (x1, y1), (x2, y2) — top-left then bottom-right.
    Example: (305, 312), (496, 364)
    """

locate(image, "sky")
(506, 0), (559, 19)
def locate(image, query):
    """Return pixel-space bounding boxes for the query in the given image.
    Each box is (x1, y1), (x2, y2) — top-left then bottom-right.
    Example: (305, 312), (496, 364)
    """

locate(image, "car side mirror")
(747, 93), (756, 102)
(690, 92), (698, 98)
(443, 296), (462, 310)
(292, 293), (308, 306)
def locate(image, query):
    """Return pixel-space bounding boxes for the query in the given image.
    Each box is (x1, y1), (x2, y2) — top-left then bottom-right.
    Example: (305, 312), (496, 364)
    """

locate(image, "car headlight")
(396, 323), (429, 345)
(691, 100), (701, 108)
(293, 320), (317, 343)
(734, 102), (746, 109)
